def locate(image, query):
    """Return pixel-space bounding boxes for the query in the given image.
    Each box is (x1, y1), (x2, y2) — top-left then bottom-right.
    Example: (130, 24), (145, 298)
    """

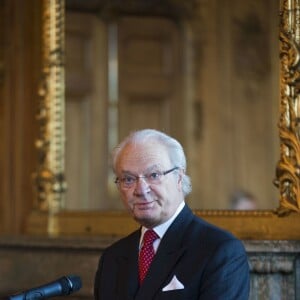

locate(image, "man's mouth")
(134, 200), (156, 210)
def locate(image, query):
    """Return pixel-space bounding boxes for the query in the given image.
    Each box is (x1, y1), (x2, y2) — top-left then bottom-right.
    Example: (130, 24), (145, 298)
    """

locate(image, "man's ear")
(176, 169), (184, 190)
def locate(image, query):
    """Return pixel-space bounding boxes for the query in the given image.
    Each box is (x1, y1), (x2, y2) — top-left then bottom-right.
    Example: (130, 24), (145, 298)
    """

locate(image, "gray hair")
(112, 129), (192, 197)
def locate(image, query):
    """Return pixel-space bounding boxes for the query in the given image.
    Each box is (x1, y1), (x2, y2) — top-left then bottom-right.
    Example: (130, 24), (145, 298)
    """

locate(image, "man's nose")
(134, 177), (150, 195)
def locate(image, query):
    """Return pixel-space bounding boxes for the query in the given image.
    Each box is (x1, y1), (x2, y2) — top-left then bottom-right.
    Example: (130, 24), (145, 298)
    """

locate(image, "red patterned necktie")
(138, 229), (159, 284)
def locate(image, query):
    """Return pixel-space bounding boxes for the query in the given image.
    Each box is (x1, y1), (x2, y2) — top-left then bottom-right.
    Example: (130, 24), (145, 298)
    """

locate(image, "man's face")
(115, 141), (184, 228)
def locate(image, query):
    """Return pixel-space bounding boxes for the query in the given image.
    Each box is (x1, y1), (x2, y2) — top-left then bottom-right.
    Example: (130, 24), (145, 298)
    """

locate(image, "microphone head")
(59, 275), (82, 295)
(8, 274), (82, 300)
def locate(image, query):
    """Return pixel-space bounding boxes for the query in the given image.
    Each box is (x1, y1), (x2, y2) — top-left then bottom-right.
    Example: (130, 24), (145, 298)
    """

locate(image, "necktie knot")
(143, 229), (159, 246)
(139, 229), (159, 284)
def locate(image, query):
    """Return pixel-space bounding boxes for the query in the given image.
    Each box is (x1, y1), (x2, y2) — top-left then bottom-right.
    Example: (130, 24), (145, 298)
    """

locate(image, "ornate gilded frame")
(33, 0), (66, 214)
(28, 0), (300, 238)
(275, 0), (300, 215)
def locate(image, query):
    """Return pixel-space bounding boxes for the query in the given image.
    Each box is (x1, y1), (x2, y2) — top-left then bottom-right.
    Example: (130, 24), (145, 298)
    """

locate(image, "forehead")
(116, 140), (171, 172)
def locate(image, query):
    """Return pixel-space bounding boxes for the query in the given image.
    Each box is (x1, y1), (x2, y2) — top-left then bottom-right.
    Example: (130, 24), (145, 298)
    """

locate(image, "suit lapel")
(116, 231), (140, 299)
(134, 205), (194, 300)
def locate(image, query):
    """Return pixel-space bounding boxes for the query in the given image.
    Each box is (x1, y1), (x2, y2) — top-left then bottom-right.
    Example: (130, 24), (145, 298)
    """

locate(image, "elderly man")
(94, 129), (250, 300)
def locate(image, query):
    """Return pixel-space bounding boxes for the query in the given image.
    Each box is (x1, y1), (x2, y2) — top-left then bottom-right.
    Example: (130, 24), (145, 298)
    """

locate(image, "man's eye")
(122, 176), (136, 184)
(148, 172), (161, 180)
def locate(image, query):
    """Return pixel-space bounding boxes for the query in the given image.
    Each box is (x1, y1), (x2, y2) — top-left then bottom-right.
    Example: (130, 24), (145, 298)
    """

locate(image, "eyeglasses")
(115, 167), (179, 189)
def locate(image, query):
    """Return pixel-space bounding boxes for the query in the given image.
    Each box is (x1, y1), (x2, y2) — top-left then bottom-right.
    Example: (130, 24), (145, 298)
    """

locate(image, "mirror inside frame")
(63, 0), (279, 211)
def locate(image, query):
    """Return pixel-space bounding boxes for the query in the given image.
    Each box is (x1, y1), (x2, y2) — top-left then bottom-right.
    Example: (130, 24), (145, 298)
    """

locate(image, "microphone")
(8, 275), (82, 300)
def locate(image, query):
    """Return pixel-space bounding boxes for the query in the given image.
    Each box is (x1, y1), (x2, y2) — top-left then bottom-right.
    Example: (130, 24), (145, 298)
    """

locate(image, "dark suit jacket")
(94, 205), (250, 300)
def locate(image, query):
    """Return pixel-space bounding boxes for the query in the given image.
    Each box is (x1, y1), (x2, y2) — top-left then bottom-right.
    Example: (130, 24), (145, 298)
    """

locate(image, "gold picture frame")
(28, 0), (300, 239)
